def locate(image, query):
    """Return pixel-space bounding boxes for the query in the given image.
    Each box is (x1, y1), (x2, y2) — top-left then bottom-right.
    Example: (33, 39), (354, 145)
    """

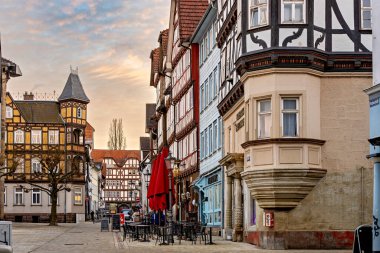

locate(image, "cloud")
(0, 0), (170, 149)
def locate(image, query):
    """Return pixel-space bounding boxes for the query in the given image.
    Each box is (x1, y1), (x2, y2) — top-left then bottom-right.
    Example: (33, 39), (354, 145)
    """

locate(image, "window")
(205, 129), (209, 157)
(209, 126), (213, 155)
(32, 189), (41, 205)
(251, 198), (257, 225)
(258, 100), (271, 138)
(281, 98), (299, 137)
(213, 67), (218, 99)
(49, 130), (59, 144)
(201, 133), (205, 159)
(6, 106), (13, 119)
(205, 80), (209, 107)
(4, 187), (6, 206)
(14, 187), (23, 205)
(209, 74), (213, 104)
(250, 0), (268, 28)
(201, 84), (205, 111)
(218, 117), (222, 149)
(32, 158), (41, 173)
(53, 163), (60, 174)
(213, 120), (218, 151)
(15, 158), (24, 173)
(361, 0), (372, 29)
(74, 187), (82, 205)
(77, 107), (82, 118)
(282, 0), (305, 23)
(14, 129), (24, 144)
(31, 130), (42, 144)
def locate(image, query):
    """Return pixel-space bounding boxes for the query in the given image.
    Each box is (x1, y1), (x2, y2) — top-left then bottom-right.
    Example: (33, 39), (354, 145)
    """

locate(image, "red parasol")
(154, 147), (169, 210)
(147, 154), (159, 210)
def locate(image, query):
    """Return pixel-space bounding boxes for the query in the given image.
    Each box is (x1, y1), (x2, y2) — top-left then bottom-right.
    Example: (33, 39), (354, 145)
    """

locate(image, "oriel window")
(281, 98), (299, 137)
(250, 0), (268, 28)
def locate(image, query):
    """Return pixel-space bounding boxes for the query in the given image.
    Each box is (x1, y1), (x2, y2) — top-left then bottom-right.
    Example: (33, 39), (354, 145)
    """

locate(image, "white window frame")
(6, 106), (13, 119)
(281, 0), (306, 24)
(14, 129), (24, 144)
(361, 0), (372, 29)
(32, 158), (42, 173)
(48, 130), (59, 145)
(74, 187), (83, 205)
(281, 97), (299, 137)
(32, 188), (41, 205)
(257, 99), (272, 139)
(31, 130), (42, 144)
(250, 0), (269, 28)
(14, 187), (24, 205)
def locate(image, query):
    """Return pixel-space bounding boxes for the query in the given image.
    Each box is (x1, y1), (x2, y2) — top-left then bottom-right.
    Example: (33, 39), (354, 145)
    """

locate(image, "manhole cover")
(64, 243), (84, 245)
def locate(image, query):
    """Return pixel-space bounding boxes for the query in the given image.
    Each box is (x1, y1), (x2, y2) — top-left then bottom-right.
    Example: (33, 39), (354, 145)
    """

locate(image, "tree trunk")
(49, 190), (58, 226)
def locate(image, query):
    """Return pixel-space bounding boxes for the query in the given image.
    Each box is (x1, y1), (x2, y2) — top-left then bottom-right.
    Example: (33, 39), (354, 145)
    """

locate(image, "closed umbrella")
(147, 154), (159, 210)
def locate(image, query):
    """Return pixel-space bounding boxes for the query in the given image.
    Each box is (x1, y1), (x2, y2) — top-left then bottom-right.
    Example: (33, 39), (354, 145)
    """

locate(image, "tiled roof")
(85, 122), (95, 145)
(150, 48), (160, 86)
(159, 29), (169, 57)
(178, 0), (209, 42)
(91, 149), (141, 166)
(58, 73), (90, 103)
(14, 101), (64, 124)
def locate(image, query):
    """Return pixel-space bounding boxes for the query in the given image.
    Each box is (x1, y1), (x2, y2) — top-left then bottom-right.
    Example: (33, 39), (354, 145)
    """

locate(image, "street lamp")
(143, 167), (151, 215)
(165, 151), (178, 244)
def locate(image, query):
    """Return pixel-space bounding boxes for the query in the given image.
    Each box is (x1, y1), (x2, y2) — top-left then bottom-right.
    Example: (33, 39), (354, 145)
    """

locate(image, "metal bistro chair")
(195, 224), (208, 245)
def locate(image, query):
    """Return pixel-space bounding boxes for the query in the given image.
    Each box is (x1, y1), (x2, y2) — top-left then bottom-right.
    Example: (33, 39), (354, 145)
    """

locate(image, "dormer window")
(361, 0), (372, 29)
(282, 0), (305, 23)
(77, 107), (82, 118)
(250, 0), (268, 28)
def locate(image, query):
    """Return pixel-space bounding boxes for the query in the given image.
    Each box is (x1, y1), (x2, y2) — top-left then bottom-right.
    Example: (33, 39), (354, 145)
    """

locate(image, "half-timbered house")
(4, 69), (89, 223)
(218, 0), (373, 249)
(91, 149), (141, 212)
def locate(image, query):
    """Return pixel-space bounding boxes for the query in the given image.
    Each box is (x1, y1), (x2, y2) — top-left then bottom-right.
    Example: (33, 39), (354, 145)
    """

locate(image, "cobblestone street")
(11, 222), (353, 253)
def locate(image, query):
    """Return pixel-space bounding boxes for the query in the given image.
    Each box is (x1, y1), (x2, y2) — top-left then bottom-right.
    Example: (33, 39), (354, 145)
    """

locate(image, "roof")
(1, 57), (22, 77)
(178, 0), (209, 42)
(58, 72), (90, 103)
(85, 122), (95, 145)
(91, 149), (141, 166)
(13, 101), (64, 124)
(190, 4), (216, 43)
(159, 29), (169, 56)
(150, 48), (160, 87)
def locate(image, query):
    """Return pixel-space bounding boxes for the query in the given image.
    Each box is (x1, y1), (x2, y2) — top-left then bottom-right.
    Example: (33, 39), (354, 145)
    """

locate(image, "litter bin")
(353, 224), (372, 253)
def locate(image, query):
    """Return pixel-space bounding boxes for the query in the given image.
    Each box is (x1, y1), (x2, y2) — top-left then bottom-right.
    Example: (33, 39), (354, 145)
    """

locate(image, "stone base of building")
(5, 213), (78, 223)
(244, 230), (354, 249)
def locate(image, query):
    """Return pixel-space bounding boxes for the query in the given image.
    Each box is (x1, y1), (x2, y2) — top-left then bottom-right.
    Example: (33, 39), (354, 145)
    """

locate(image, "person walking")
(90, 211), (95, 223)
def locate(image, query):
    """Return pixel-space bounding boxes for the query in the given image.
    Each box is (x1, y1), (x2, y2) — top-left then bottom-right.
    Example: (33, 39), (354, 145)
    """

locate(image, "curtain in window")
(283, 113), (297, 136)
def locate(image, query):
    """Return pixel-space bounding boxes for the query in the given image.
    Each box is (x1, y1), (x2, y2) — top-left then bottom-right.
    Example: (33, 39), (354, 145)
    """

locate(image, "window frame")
(257, 99), (272, 139)
(361, 0), (372, 29)
(249, 0), (269, 28)
(281, 97), (300, 137)
(6, 106), (13, 119)
(31, 158), (42, 173)
(32, 188), (42, 205)
(14, 129), (24, 144)
(14, 187), (24, 205)
(48, 130), (59, 145)
(74, 187), (83, 205)
(15, 157), (25, 174)
(31, 130), (42, 144)
(281, 0), (306, 24)
(77, 107), (82, 118)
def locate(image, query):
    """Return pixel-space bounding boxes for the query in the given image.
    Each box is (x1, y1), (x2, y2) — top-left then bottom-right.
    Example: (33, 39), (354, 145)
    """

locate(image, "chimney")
(23, 91), (34, 100)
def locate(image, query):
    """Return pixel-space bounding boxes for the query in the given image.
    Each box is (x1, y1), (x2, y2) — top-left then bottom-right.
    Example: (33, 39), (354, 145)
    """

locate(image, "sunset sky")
(0, 0), (170, 149)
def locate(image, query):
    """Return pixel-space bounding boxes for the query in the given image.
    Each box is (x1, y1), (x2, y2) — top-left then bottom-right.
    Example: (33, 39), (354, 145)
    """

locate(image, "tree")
(107, 118), (126, 150)
(20, 150), (80, 226)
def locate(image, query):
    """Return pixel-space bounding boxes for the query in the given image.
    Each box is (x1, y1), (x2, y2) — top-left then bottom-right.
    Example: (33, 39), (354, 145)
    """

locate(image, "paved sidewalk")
(11, 222), (352, 253)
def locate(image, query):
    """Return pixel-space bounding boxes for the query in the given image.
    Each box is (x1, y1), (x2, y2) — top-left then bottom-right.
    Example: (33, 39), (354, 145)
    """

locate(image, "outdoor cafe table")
(202, 225), (219, 245)
(126, 222), (142, 241)
(136, 224), (150, 242)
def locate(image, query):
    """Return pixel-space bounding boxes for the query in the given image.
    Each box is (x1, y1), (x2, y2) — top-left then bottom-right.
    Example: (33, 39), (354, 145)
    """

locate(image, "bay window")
(258, 100), (271, 138)
(282, 0), (305, 23)
(281, 98), (299, 137)
(250, 0), (268, 28)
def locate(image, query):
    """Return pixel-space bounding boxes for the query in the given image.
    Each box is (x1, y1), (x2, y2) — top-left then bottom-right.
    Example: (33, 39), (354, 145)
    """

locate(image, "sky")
(0, 0), (170, 150)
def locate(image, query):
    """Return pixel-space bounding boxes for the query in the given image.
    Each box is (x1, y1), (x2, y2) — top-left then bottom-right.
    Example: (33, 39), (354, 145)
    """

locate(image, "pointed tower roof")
(58, 69), (90, 103)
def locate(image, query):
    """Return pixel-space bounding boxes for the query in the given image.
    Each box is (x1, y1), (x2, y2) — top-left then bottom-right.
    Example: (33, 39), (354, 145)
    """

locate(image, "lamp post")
(143, 166), (151, 215)
(165, 151), (178, 243)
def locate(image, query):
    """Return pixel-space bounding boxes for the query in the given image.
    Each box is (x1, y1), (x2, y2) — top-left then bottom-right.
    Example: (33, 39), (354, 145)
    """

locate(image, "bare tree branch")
(108, 118), (126, 150)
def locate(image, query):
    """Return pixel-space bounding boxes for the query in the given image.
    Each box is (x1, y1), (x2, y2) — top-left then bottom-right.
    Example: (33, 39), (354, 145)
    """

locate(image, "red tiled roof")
(150, 48), (160, 87)
(178, 0), (209, 42)
(91, 149), (141, 166)
(159, 29), (169, 57)
(85, 122), (95, 143)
